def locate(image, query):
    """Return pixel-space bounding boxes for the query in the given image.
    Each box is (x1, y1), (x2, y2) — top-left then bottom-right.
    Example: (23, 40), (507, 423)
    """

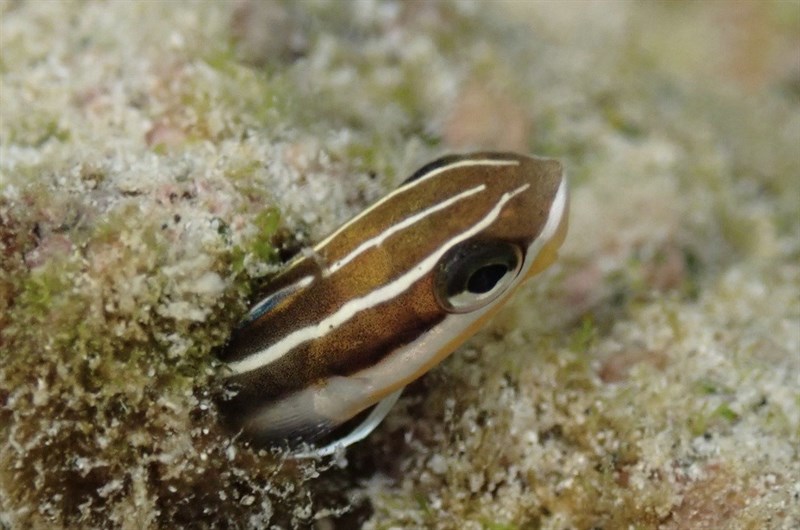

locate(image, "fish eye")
(434, 240), (523, 313)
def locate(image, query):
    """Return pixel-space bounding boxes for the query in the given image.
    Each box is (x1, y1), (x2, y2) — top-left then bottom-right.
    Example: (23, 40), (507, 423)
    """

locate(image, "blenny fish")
(218, 152), (568, 456)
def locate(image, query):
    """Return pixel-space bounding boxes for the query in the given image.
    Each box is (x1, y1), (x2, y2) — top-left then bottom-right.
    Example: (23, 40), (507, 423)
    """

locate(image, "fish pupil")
(467, 263), (509, 294)
(435, 240), (523, 313)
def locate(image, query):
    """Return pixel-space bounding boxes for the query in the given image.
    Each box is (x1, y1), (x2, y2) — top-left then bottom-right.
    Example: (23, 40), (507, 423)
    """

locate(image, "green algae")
(2, 1), (799, 529)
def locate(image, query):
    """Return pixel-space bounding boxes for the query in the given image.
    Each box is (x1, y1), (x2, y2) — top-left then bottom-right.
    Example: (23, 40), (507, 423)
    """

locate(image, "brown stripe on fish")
(217, 152), (568, 453)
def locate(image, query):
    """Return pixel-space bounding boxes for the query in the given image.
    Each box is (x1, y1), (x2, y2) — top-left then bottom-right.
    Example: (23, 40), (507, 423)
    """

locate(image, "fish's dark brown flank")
(222, 163), (521, 365)
(310, 276), (445, 377)
(217, 153), (568, 451)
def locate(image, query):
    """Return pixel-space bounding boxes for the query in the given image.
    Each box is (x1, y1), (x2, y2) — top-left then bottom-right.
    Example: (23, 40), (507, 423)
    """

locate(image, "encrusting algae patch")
(1, 1), (798, 529)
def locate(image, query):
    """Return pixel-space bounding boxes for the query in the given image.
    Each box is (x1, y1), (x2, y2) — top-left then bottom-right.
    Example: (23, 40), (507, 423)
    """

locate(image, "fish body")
(218, 152), (568, 455)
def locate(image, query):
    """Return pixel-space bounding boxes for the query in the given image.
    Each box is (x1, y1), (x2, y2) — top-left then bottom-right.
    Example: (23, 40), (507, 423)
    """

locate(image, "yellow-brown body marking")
(218, 152), (568, 456)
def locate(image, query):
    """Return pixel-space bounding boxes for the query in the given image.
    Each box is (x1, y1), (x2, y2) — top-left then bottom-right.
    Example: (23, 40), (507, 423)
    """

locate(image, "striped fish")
(218, 152), (569, 456)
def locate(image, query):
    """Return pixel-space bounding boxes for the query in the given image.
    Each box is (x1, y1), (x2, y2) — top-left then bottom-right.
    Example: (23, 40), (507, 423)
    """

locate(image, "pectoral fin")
(294, 387), (403, 458)
(238, 388), (338, 447)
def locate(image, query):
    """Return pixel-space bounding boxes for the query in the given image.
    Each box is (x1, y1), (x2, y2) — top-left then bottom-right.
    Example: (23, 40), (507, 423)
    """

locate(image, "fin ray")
(293, 387), (404, 458)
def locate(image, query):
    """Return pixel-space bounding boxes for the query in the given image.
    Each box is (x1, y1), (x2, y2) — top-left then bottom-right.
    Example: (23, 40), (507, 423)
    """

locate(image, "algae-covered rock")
(1, 1), (798, 528)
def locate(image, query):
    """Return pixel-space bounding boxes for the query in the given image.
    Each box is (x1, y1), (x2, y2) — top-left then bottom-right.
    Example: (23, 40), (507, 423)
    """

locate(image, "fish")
(218, 152), (569, 457)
